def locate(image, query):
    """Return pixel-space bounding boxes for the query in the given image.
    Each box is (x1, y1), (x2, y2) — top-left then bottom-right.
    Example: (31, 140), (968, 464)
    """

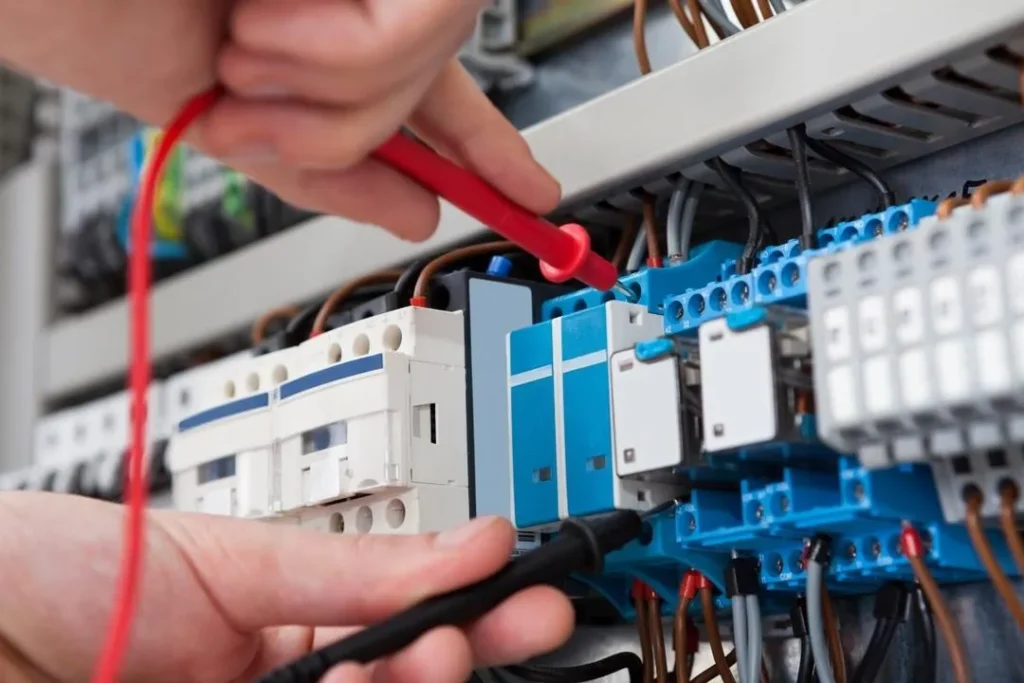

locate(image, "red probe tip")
(538, 223), (619, 291)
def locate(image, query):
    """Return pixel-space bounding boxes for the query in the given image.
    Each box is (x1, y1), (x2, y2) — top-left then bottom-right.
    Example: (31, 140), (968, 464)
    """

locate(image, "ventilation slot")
(833, 105), (935, 144)
(882, 87), (980, 127)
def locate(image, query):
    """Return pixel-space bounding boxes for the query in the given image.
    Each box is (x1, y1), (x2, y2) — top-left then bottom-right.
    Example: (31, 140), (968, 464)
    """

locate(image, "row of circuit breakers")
(10, 192), (1024, 618)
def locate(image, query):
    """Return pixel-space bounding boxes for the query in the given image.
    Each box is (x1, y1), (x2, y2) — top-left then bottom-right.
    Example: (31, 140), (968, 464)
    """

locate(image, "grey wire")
(667, 180), (692, 258)
(679, 183), (704, 262)
(733, 597), (749, 683)
(746, 595), (763, 683)
(769, 0), (788, 13)
(807, 562), (837, 683)
(626, 221), (648, 272)
(697, 0), (741, 35)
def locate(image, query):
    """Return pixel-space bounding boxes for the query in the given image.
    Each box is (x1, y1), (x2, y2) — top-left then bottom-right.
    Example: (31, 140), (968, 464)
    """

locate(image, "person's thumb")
(153, 511), (514, 629)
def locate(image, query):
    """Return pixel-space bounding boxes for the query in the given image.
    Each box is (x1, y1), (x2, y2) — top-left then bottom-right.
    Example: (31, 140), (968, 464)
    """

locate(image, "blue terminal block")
(507, 301), (669, 529)
(663, 200), (937, 335)
(572, 510), (733, 621)
(539, 240), (743, 320)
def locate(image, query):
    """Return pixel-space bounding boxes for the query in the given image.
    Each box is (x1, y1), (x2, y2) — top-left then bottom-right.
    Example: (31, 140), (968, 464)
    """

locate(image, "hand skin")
(0, 0), (560, 240)
(0, 493), (574, 683)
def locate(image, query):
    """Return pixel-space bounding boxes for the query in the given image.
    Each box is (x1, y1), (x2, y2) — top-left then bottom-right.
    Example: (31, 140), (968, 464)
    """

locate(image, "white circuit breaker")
(166, 307), (471, 535)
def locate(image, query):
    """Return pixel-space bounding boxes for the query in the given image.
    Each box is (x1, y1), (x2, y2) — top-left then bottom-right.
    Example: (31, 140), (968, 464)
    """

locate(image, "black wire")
(912, 586), (937, 683)
(851, 618), (898, 683)
(707, 158), (762, 274)
(504, 652), (644, 683)
(800, 133), (895, 209)
(796, 636), (816, 683)
(787, 124), (815, 250)
(393, 256), (432, 298)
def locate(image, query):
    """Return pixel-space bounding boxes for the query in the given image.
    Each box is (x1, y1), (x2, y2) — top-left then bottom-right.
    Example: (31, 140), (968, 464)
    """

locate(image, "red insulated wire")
(91, 87), (221, 683)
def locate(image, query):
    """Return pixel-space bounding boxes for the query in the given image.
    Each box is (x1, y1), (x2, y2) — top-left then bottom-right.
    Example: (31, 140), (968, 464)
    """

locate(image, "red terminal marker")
(679, 570), (701, 601)
(900, 521), (925, 558)
(696, 573), (714, 591)
(631, 579), (647, 603)
(373, 134), (630, 297)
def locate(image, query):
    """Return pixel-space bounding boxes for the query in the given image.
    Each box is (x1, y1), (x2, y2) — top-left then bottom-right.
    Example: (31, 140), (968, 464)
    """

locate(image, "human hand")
(0, 493), (574, 683)
(0, 0), (559, 240)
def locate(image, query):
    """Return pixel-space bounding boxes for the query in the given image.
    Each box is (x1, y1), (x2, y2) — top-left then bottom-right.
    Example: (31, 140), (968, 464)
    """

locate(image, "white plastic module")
(296, 484), (471, 535)
(168, 348), (298, 517)
(610, 348), (690, 476)
(277, 307), (468, 517)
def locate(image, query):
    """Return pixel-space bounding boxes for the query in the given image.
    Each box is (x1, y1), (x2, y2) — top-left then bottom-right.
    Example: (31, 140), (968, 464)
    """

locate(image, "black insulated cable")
(911, 584), (937, 683)
(505, 652), (644, 683)
(800, 134), (895, 209)
(791, 598), (816, 683)
(707, 158), (762, 275)
(787, 124), (815, 251)
(256, 510), (658, 683)
(850, 582), (908, 683)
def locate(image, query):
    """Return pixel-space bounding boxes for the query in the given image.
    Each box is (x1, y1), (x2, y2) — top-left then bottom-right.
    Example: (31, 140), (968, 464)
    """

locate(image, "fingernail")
(436, 516), (496, 548)
(223, 143), (278, 163)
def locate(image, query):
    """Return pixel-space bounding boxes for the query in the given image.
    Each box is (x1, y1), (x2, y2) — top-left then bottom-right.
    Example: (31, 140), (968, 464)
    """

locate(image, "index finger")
(154, 511), (515, 629)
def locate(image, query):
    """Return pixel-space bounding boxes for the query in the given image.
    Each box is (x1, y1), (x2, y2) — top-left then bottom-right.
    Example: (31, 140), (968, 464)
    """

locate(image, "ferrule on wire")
(679, 570), (701, 601)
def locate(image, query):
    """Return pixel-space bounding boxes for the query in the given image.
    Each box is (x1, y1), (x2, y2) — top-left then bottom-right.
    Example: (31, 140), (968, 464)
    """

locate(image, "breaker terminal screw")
(765, 274), (776, 293)
(753, 504), (764, 521)
(778, 495), (790, 513)
(896, 214), (909, 231)
(736, 282), (749, 304)
(844, 542), (857, 561)
(853, 482), (865, 502)
(869, 538), (881, 559)
(688, 516), (697, 532)
(773, 556), (784, 575)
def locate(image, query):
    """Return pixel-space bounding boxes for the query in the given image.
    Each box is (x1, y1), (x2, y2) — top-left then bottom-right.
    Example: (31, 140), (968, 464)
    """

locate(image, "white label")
(827, 365), (858, 425)
(936, 339), (970, 402)
(823, 307), (852, 361)
(858, 296), (887, 352)
(893, 287), (924, 345)
(899, 349), (932, 411)
(930, 277), (963, 336)
(968, 266), (1003, 327)
(1008, 253), (1024, 314)
(976, 329), (1011, 394)
(863, 357), (894, 415)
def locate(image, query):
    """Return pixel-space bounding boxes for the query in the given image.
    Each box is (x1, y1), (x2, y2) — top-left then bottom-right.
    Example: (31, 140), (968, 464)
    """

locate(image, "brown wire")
(760, 657), (770, 683)
(700, 586), (736, 683)
(904, 524), (974, 683)
(937, 197), (969, 219)
(689, 649), (738, 683)
(250, 305), (300, 345)
(970, 179), (1014, 209)
(687, 0), (711, 48)
(641, 196), (662, 266)
(633, 0), (653, 75)
(965, 492), (1024, 630)
(613, 219), (640, 271)
(756, 0), (774, 20)
(637, 596), (654, 683)
(672, 599), (691, 683)
(998, 482), (1024, 574)
(648, 596), (669, 683)
(1013, 175), (1024, 195)
(667, 0), (698, 43)
(821, 585), (847, 683)
(730, 0), (758, 27)
(311, 269), (404, 338)
(411, 241), (514, 302)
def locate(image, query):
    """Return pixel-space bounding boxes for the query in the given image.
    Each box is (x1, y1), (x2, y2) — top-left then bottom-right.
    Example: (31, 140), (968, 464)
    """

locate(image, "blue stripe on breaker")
(280, 353), (385, 400)
(179, 393), (270, 432)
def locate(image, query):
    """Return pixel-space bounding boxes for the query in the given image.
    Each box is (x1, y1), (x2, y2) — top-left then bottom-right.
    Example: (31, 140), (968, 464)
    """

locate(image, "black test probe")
(257, 502), (678, 683)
